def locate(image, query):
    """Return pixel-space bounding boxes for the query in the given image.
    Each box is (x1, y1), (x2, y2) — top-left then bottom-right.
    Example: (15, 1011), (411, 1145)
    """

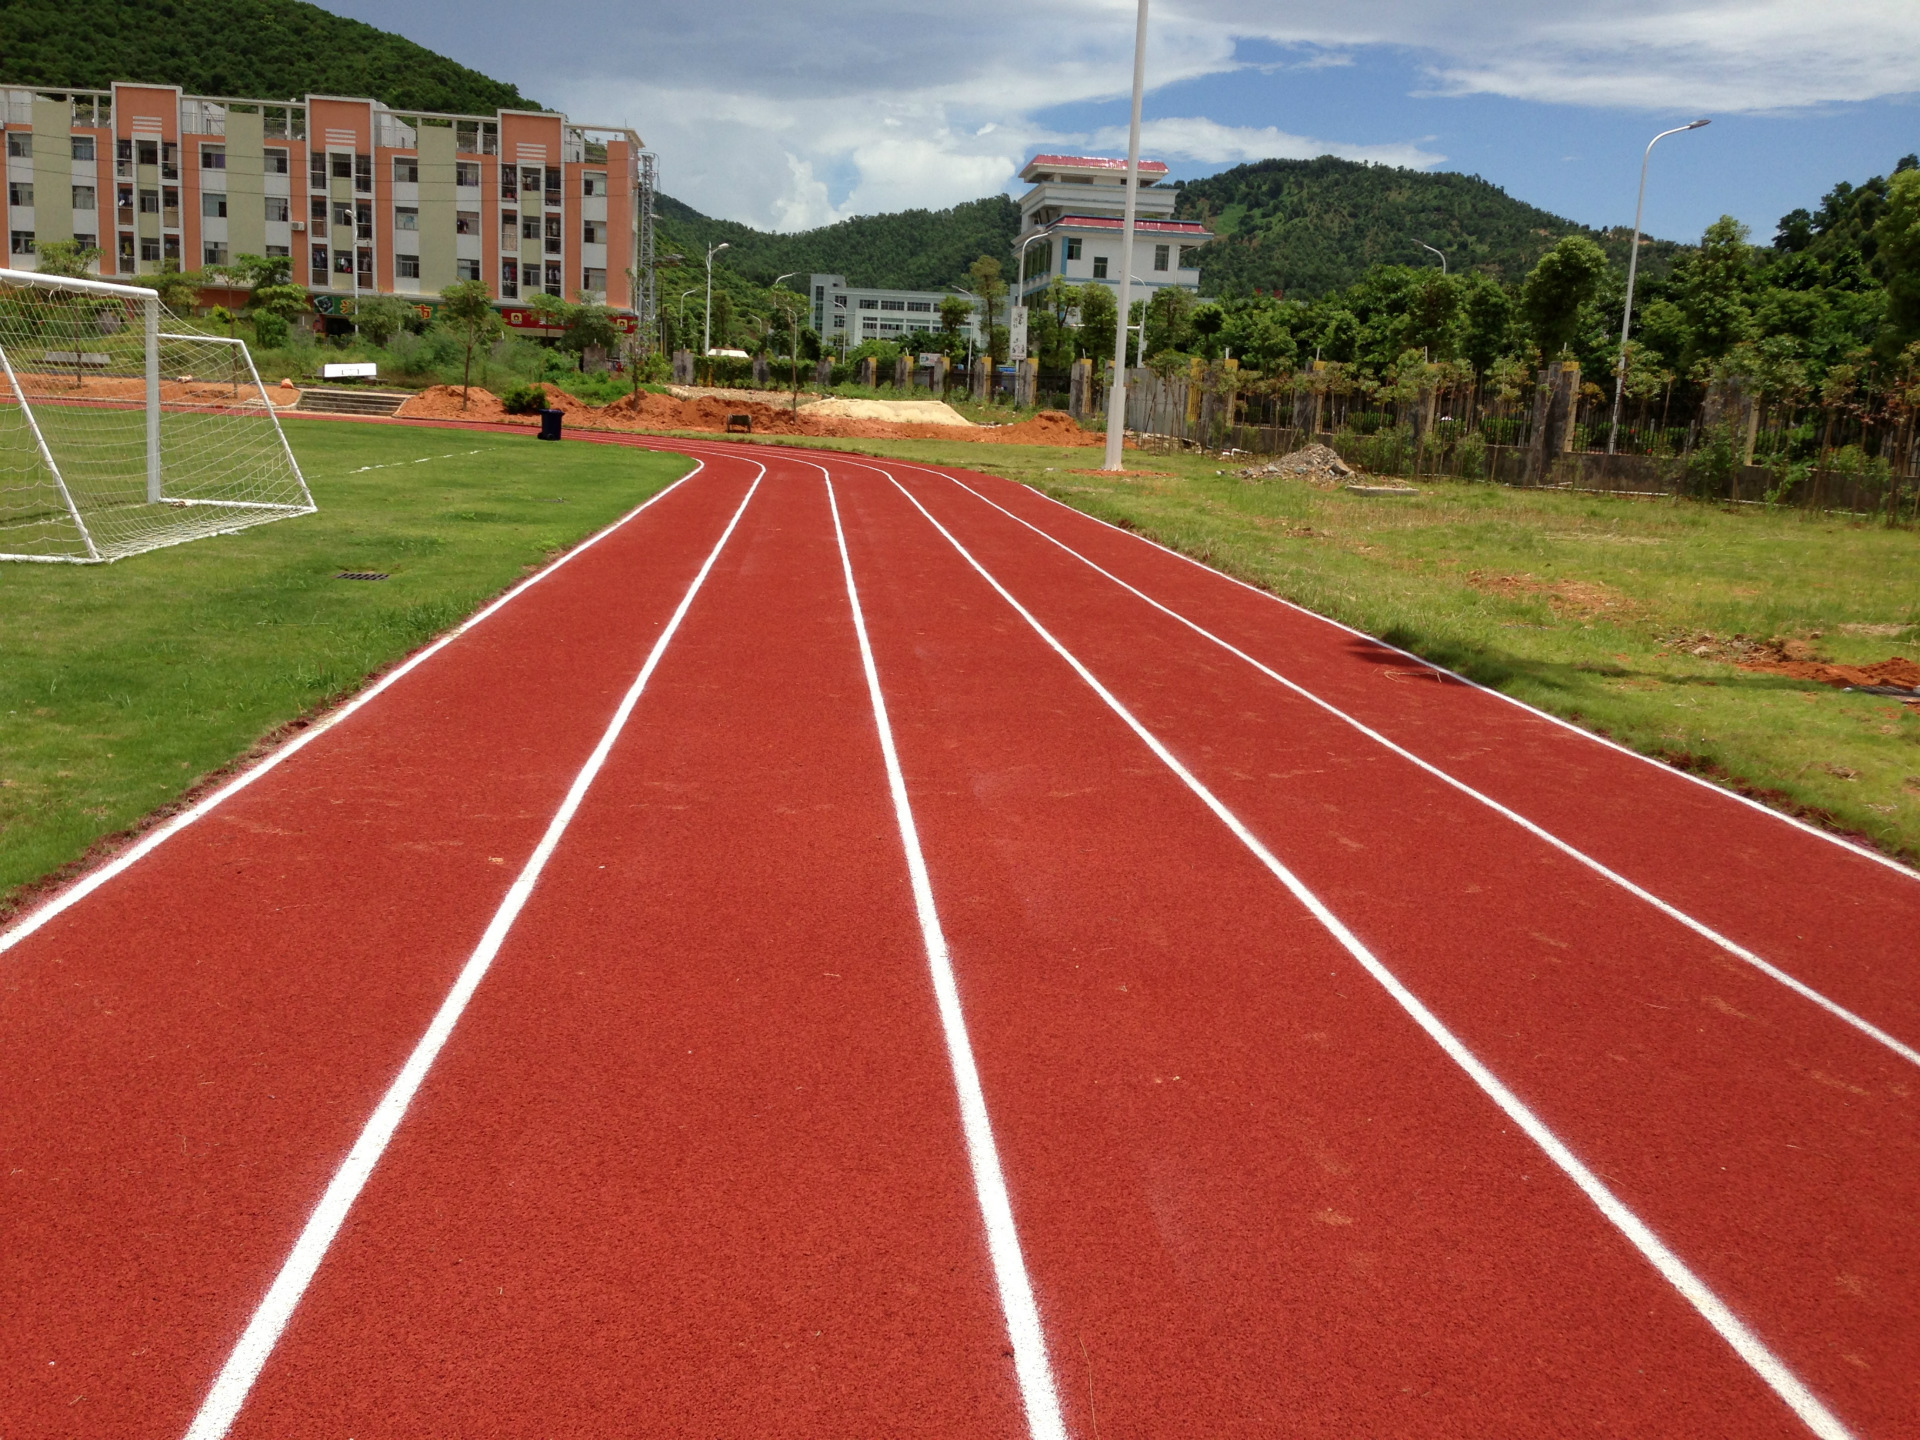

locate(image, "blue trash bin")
(538, 409), (563, 441)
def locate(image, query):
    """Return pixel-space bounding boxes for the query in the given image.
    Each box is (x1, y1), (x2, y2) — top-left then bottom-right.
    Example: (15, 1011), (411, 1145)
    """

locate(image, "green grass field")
(709, 430), (1920, 865)
(0, 419), (690, 912)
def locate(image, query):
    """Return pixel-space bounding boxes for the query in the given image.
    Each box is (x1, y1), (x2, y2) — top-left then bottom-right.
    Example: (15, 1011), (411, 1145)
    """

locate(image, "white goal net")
(0, 268), (314, 563)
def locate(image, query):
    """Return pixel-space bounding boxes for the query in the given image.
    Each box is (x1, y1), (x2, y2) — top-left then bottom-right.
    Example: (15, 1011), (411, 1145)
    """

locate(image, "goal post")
(0, 267), (315, 563)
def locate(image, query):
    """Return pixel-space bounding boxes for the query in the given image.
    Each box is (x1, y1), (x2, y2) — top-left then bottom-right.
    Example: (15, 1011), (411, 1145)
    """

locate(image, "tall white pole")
(144, 293), (162, 503)
(1101, 0), (1149, 473)
(1608, 119), (1708, 455)
(703, 241), (728, 357)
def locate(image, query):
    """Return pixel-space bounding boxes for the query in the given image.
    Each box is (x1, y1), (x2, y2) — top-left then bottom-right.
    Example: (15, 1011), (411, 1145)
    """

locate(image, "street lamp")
(678, 286), (698, 353)
(1413, 240), (1447, 274)
(1102, 0), (1150, 473)
(703, 241), (730, 356)
(1609, 118), (1710, 454)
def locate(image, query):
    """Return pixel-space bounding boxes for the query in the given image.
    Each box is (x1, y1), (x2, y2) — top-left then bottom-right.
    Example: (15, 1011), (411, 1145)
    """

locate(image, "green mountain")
(651, 193), (1020, 292)
(0, 0), (538, 114)
(1173, 156), (1684, 299)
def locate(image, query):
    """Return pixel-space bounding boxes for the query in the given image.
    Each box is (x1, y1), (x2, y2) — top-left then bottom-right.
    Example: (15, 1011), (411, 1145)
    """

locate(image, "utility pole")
(1414, 240), (1447, 274)
(1609, 119), (1709, 454)
(703, 240), (729, 356)
(1102, 0), (1149, 473)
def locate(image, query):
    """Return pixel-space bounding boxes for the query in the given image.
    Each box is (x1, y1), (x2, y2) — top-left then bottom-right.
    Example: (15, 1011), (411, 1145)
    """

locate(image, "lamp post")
(772, 272), (803, 407)
(678, 286), (698, 355)
(1102, 0), (1150, 473)
(1608, 118), (1709, 454)
(703, 240), (729, 356)
(1414, 240), (1447, 274)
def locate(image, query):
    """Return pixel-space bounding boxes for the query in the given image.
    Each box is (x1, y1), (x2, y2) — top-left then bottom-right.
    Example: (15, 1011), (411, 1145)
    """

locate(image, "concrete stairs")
(294, 387), (414, 417)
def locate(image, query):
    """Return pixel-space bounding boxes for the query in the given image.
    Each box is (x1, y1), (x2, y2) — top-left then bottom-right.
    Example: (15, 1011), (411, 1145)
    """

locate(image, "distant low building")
(809, 272), (981, 353)
(1013, 154), (1211, 306)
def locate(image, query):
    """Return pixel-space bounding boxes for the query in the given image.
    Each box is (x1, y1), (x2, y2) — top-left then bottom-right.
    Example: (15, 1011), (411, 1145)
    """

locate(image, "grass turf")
(0, 418), (691, 912)
(704, 430), (1920, 866)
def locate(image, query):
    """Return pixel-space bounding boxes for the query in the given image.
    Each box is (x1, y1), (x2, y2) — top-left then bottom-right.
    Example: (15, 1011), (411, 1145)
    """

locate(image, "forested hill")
(652, 193), (1020, 291)
(1174, 156), (1685, 299)
(0, 0), (537, 114)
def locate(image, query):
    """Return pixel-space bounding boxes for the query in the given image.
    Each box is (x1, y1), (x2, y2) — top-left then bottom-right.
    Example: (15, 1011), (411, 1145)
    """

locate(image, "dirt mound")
(1469, 571), (1635, 620)
(396, 385), (512, 421)
(949, 411), (1101, 446)
(807, 397), (973, 427)
(1237, 444), (1354, 486)
(1668, 632), (1920, 692)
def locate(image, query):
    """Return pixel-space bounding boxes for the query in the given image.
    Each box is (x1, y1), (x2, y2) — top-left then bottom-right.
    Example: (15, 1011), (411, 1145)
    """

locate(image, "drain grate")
(336, 571), (389, 581)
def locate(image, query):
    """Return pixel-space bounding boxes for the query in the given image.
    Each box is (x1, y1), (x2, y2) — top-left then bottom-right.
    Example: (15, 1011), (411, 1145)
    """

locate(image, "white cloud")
(315, 0), (1920, 231)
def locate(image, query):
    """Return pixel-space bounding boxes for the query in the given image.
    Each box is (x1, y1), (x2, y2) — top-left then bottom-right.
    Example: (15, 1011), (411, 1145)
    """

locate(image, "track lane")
(0, 456), (752, 1439)
(873, 457), (1913, 1436)
(897, 460), (1920, 1045)
(216, 460), (1034, 1438)
(826, 458), (1821, 1439)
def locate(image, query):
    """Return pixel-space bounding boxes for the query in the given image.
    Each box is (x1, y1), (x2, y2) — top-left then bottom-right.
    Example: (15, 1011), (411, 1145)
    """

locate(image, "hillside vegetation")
(0, 0), (538, 114)
(1174, 156), (1683, 299)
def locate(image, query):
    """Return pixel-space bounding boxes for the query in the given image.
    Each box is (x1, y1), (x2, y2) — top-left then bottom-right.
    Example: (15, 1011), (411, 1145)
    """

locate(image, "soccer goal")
(0, 268), (314, 563)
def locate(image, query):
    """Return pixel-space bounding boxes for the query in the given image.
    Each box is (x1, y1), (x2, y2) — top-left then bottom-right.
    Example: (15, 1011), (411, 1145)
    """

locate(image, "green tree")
(1873, 168), (1920, 353)
(938, 293), (973, 341)
(968, 255), (1006, 346)
(1143, 285), (1196, 357)
(708, 288), (734, 349)
(1519, 236), (1609, 359)
(133, 260), (203, 315)
(1674, 216), (1756, 364)
(438, 278), (502, 409)
(1459, 274), (1514, 375)
(353, 294), (411, 347)
(1073, 283), (1117, 365)
(33, 239), (101, 278)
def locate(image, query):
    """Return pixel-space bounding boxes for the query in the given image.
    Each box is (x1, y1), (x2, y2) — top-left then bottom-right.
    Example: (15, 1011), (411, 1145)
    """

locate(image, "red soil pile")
(1741, 654), (1920, 690)
(396, 385), (511, 421)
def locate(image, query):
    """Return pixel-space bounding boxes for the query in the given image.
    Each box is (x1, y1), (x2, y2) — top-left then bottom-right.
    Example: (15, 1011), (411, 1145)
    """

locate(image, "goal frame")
(0, 266), (314, 564)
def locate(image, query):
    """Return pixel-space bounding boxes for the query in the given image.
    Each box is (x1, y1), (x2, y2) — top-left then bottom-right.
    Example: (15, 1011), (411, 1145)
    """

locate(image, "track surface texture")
(3, 437), (1914, 1440)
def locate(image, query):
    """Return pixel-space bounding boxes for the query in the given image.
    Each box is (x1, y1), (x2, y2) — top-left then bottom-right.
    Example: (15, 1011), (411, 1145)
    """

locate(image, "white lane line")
(874, 465), (1855, 1440)
(823, 471), (1067, 1440)
(180, 465), (766, 1440)
(924, 459), (1919, 883)
(905, 467), (1920, 1072)
(0, 455), (716, 960)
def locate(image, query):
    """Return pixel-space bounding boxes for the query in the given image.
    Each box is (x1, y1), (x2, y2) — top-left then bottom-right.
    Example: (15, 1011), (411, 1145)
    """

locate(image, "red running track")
(2, 435), (1913, 1439)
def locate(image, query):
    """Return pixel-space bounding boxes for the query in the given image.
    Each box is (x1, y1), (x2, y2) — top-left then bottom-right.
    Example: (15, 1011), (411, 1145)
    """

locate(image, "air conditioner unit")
(291, 220), (305, 231)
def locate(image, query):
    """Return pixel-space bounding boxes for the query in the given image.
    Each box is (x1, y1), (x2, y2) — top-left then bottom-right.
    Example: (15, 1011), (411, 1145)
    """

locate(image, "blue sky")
(318, 1), (1919, 243)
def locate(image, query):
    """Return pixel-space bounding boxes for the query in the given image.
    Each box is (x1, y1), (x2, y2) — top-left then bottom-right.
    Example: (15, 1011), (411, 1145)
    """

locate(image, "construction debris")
(1236, 444), (1354, 486)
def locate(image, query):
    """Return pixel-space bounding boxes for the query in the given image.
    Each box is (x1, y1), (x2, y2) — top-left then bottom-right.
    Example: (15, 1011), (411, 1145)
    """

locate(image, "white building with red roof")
(1014, 154), (1212, 307)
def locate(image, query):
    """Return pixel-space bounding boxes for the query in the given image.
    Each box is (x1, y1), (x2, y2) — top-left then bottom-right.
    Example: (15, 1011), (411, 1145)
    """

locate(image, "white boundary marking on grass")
(0, 452), (713, 960)
(179, 464), (765, 1440)
(909, 458), (1919, 883)
(903, 468), (1920, 1071)
(822, 471), (1067, 1440)
(870, 463), (1855, 1440)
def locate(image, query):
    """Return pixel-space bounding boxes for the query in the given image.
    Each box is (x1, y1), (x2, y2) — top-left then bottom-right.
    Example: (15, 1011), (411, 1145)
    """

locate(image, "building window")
(544, 261), (561, 295)
(356, 201), (372, 240)
(521, 167), (541, 195)
(7, 182), (32, 208)
(9, 230), (34, 256)
(1065, 237), (1082, 261)
(583, 171), (607, 197)
(334, 248), (354, 274)
(332, 201), (353, 229)
(501, 258), (518, 298)
(331, 152), (353, 179)
(265, 147), (289, 175)
(501, 167), (518, 201)
(581, 220), (604, 244)
(203, 242), (228, 266)
(832, 315), (844, 330)
(311, 244), (328, 280)
(833, 294), (847, 309)
(161, 143), (179, 179)
(116, 139), (133, 178)
(139, 189), (160, 214)
(544, 214), (561, 254)
(265, 244), (290, 258)
(73, 185), (96, 211)
(456, 162), (481, 187)
(582, 267), (605, 292)
(118, 233), (134, 268)
(521, 215), (540, 240)
(858, 298), (877, 309)
(394, 207), (419, 231)
(456, 120), (481, 154)
(354, 154), (372, 193)
(880, 299), (905, 311)
(117, 184), (133, 221)
(310, 195), (327, 223)
(202, 192), (227, 218)
(907, 300), (932, 312)
(141, 236), (162, 262)
(393, 157), (418, 184)
(162, 187), (179, 227)
(1153, 243), (1170, 272)
(311, 151), (327, 188)
(163, 235), (180, 261)
(73, 232), (96, 251)
(71, 136), (95, 162)
(457, 258), (480, 280)
(265, 195), (289, 222)
(501, 210), (517, 244)
(1178, 245), (1199, 270)
(6, 132), (30, 159)
(1092, 255), (1108, 278)
(396, 255), (420, 279)
(201, 144), (225, 170)
(544, 167), (561, 204)
(455, 210), (478, 235)
(137, 139), (159, 168)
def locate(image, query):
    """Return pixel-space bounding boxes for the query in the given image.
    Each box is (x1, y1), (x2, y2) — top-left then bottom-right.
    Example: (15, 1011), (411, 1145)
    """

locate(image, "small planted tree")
(439, 278), (503, 410)
(353, 294), (411, 348)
